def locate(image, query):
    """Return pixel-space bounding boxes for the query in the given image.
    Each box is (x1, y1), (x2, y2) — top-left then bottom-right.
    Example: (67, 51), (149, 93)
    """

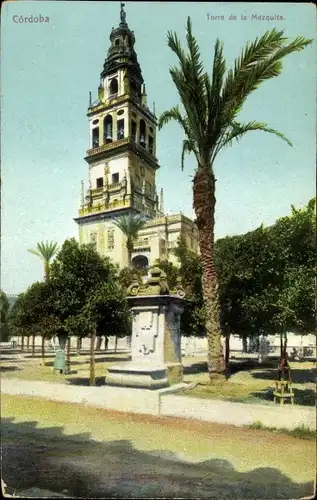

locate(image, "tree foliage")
(173, 237), (205, 337)
(215, 198), (316, 340)
(118, 266), (147, 290)
(113, 214), (146, 265)
(49, 238), (118, 323)
(0, 290), (10, 341)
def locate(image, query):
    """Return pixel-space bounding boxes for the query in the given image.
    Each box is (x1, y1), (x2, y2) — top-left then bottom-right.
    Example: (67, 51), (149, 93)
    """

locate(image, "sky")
(1, 1), (316, 295)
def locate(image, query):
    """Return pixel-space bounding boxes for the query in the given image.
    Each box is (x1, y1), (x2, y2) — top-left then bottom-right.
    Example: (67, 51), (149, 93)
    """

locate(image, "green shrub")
(247, 421), (315, 439)
(248, 420), (264, 429)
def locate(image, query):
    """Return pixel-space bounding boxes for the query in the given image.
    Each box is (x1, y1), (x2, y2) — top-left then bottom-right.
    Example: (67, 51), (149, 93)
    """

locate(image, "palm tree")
(113, 214), (146, 265)
(28, 241), (59, 280)
(158, 19), (312, 380)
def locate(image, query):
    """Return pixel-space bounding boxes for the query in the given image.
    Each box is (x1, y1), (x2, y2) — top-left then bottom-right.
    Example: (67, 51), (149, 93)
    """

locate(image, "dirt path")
(2, 394), (315, 499)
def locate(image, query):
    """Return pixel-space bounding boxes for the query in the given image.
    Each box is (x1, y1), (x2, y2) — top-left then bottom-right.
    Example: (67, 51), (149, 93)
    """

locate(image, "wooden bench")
(273, 380), (294, 405)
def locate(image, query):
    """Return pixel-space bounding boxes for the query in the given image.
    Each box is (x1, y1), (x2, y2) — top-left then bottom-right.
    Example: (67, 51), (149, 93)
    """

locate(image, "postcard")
(1, 2), (316, 498)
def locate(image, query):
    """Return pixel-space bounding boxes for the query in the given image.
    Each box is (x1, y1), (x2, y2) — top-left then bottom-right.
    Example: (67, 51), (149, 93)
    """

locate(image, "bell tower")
(75, 3), (162, 266)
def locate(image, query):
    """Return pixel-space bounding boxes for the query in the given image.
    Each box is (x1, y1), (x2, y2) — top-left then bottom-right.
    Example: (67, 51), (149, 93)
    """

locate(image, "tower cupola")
(100, 2), (143, 103)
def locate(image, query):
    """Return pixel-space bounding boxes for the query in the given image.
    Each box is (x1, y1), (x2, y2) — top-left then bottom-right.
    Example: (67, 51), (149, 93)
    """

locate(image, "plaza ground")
(1, 347), (316, 497)
(1, 394), (315, 498)
(1, 348), (315, 406)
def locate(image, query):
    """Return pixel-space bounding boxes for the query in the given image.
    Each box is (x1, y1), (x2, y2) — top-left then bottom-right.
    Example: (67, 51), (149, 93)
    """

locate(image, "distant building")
(74, 4), (198, 268)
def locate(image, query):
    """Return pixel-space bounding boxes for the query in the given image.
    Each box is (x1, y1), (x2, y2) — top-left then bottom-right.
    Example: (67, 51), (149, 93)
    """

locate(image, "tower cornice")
(84, 138), (160, 170)
(87, 95), (157, 123)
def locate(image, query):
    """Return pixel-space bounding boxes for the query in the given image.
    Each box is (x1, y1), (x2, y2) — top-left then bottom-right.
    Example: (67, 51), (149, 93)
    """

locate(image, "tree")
(214, 199), (315, 360)
(50, 238), (117, 322)
(50, 238), (119, 365)
(263, 198), (316, 354)
(28, 241), (59, 280)
(0, 290), (10, 341)
(173, 237), (206, 338)
(68, 281), (131, 385)
(118, 266), (146, 290)
(37, 314), (62, 365)
(7, 282), (56, 360)
(113, 214), (146, 265)
(8, 294), (25, 348)
(158, 20), (312, 378)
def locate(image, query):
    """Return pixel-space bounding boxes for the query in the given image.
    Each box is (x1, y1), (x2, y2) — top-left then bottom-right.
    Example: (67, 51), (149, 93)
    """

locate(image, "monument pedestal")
(106, 289), (187, 389)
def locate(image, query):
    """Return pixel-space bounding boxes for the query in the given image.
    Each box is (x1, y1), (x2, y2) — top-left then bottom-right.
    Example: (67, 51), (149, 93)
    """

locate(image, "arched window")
(117, 119), (125, 140)
(104, 115), (113, 143)
(92, 127), (99, 148)
(139, 119), (146, 148)
(109, 78), (118, 96)
(132, 255), (149, 270)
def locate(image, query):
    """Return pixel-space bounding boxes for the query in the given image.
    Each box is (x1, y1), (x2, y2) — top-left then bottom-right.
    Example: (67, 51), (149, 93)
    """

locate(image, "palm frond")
(165, 18), (208, 143)
(113, 214), (146, 239)
(158, 106), (189, 135)
(158, 106), (199, 166)
(28, 241), (59, 262)
(166, 30), (189, 74)
(185, 17), (205, 80)
(216, 121), (292, 155)
(160, 22), (312, 178)
(181, 139), (195, 170)
(221, 33), (313, 125)
(27, 249), (42, 259)
(207, 38), (226, 141)
(221, 29), (286, 107)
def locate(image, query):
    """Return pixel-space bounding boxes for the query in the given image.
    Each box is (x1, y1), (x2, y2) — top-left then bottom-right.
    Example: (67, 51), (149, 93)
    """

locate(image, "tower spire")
(120, 2), (127, 24)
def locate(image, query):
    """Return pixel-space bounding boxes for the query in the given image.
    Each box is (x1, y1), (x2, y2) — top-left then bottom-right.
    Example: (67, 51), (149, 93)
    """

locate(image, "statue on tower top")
(120, 2), (126, 23)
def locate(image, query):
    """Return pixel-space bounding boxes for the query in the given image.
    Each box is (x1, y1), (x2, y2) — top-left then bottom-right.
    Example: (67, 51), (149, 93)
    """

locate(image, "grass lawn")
(181, 359), (316, 406)
(1, 393), (315, 499)
(1, 351), (130, 384)
(1, 351), (315, 405)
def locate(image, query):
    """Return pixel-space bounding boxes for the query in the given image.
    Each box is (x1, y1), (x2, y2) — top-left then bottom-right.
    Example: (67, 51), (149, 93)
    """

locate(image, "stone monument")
(106, 265), (188, 389)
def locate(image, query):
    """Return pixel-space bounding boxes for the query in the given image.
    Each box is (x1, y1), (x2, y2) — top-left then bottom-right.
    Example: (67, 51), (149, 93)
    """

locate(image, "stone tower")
(75, 3), (162, 267)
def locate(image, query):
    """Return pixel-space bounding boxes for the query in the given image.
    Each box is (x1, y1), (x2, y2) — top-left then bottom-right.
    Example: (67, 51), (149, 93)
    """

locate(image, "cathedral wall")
(89, 162), (105, 187)
(80, 218), (129, 268)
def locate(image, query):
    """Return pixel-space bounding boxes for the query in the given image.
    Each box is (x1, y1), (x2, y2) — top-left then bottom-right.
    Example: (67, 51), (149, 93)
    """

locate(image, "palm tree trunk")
(44, 260), (50, 280)
(90, 327), (96, 386)
(104, 336), (109, 351)
(66, 336), (71, 374)
(127, 241), (133, 266)
(193, 166), (224, 379)
(32, 334), (35, 357)
(26, 335), (30, 352)
(41, 336), (45, 365)
(114, 336), (118, 352)
(21, 334), (25, 351)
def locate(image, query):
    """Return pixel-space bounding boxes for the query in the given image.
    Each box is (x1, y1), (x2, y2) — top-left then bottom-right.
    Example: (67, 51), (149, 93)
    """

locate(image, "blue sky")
(1, 1), (316, 294)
